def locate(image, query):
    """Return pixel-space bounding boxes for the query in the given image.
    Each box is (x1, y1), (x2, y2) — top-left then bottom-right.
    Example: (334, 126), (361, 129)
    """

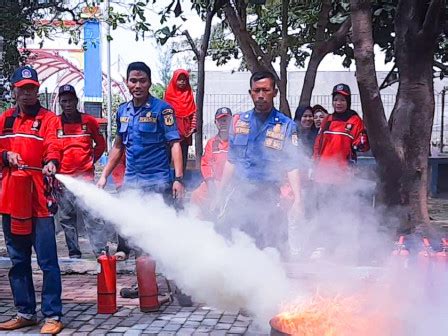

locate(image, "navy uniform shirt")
(116, 95), (180, 188)
(228, 108), (299, 183)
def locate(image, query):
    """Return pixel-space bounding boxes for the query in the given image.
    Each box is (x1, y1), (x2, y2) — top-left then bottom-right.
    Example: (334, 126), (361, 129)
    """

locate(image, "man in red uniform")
(56, 84), (107, 258)
(191, 107), (232, 218)
(0, 66), (63, 334)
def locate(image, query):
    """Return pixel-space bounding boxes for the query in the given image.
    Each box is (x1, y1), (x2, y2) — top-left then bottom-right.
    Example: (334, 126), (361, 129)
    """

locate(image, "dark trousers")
(58, 187), (108, 257)
(2, 215), (62, 318)
(217, 183), (287, 254)
(180, 140), (189, 174)
(117, 185), (175, 255)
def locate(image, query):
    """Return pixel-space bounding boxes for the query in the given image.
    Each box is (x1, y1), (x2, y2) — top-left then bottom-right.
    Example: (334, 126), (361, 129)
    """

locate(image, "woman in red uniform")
(313, 83), (369, 185)
(164, 69), (197, 173)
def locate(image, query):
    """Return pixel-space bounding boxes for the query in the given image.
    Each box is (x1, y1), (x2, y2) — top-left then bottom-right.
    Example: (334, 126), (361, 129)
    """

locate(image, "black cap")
(11, 66), (39, 87)
(215, 107), (232, 119)
(58, 84), (77, 97)
(332, 83), (351, 96)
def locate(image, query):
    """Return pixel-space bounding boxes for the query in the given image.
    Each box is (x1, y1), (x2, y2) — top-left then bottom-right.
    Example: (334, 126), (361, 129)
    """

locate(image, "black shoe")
(175, 290), (193, 307)
(120, 286), (139, 299)
(69, 254), (82, 259)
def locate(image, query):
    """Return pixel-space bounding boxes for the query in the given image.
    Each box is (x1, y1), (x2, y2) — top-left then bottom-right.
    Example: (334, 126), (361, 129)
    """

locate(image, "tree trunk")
(388, 0), (444, 234)
(351, 0), (445, 235)
(298, 0), (351, 107)
(299, 50), (325, 108)
(279, 0), (290, 116)
(194, 9), (215, 167)
(224, 0), (291, 117)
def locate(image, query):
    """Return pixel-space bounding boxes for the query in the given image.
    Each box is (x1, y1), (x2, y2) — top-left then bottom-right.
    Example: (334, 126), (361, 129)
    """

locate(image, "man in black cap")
(0, 66), (64, 334)
(56, 84), (107, 258)
(191, 107), (232, 218)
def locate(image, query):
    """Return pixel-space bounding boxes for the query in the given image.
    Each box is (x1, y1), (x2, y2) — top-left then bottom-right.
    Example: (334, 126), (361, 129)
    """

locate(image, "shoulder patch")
(162, 109), (174, 126)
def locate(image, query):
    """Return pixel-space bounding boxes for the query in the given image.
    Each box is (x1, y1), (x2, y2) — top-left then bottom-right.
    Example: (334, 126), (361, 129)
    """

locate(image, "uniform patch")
(57, 129), (64, 137)
(292, 133), (299, 146)
(22, 69), (32, 78)
(120, 116), (129, 123)
(345, 123), (353, 131)
(162, 109), (174, 126)
(235, 120), (250, 135)
(31, 120), (41, 131)
(266, 123), (285, 141)
(264, 137), (283, 150)
(146, 111), (152, 117)
(139, 116), (157, 123)
(81, 124), (87, 131)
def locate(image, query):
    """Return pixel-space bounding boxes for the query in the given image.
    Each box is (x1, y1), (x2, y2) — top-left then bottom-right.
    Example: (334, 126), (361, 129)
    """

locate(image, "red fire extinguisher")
(97, 246), (117, 314)
(391, 235), (410, 269)
(10, 171), (33, 235)
(136, 255), (160, 312)
(434, 238), (448, 271)
(418, 237), (435, 259)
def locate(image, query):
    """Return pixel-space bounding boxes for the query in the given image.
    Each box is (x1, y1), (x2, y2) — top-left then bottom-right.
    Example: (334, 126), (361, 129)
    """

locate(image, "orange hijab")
(164, 69), (196, 118)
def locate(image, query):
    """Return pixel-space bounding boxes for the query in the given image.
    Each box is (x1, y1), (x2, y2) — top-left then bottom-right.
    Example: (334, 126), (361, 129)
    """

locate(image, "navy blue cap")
(11, 66), (39, 87)
(58, 84), (77, 97)
(215, 107), (232, 119)
(332, 83), (351, 96)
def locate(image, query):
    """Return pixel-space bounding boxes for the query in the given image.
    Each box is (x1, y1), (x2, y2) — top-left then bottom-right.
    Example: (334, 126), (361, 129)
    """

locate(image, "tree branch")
(315, 0), (331, 42)
(422, 0), (445, 38)
(182, 30), (200, 59)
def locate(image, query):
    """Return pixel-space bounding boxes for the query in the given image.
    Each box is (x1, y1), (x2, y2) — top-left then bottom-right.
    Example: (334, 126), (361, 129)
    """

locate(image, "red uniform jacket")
(191, 135), (228, 207)
(0, 106), (61, 217)
(201, 135), (229, 181)
(57, 113), (106, 180)
(313, 111), (369, 184)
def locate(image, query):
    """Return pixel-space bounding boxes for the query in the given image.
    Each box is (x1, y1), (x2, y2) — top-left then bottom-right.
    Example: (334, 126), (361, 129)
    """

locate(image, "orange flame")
(272, 292), (398, 336)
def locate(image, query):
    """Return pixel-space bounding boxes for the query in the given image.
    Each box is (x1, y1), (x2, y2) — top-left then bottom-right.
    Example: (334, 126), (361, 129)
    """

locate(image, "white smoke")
(56, 174), (293, 326)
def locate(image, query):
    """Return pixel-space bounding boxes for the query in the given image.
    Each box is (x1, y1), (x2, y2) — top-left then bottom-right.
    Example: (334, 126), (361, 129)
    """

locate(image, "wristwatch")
(174, 176), (184, 185)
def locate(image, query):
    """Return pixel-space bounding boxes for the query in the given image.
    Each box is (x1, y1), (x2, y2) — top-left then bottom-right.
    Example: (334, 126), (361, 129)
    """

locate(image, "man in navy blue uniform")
(217, 71), (302, 256)
(97, 62), (187, 303)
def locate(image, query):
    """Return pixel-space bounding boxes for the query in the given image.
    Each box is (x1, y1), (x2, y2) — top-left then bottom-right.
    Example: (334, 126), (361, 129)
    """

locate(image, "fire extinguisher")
(136, 255), (160, 312)
(97, 246), (117, 314)
(391, 235), (410, 269)
(9, 171), (33, 235)
(418, 237), (435, 263)
(434, 238), (448, 272)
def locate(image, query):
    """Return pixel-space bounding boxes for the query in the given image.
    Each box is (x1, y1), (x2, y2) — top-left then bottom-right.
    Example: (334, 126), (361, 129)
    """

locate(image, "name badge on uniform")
(235, 120), (250, 135)
(162, 109), (174, 126)
(265, 123), (285, 150)
(139, 111), (157, 123)
(120, 116), (130, 123)
(264, 137), (283, 150)
(31, 120), (41, 131)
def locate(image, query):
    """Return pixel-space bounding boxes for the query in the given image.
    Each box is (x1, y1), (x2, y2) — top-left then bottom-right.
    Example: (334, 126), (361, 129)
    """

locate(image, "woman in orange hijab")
(164, 69), (197, 173)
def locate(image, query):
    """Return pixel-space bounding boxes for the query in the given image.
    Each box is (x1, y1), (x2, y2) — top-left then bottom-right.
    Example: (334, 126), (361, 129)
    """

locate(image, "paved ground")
(0, 196), (446, 334)
(0, 269), (256, 335)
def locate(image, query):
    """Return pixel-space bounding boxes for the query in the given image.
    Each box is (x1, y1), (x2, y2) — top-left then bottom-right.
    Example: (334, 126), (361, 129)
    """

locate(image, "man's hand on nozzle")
(42, 161), (57, 176)
(7, 151), (22, 167)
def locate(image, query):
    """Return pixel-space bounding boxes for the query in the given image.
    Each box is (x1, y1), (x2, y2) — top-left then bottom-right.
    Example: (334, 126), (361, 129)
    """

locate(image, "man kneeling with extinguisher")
(0, 66), (64, 334)
(97, 62), (192, 309)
